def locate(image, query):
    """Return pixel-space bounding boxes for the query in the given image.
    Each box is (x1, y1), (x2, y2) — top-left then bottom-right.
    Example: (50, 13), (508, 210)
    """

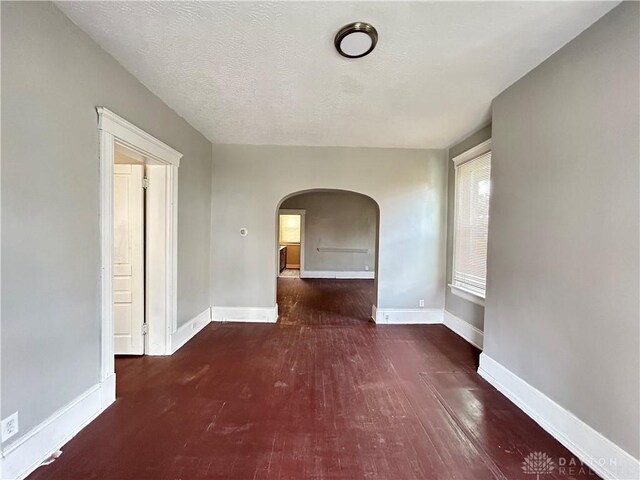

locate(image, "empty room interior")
(1, 1), (639, 480)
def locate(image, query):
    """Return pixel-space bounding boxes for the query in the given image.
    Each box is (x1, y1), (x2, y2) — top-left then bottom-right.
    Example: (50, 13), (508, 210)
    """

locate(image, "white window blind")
(453, 151), (491, 298)
(279, 214), (301, 243)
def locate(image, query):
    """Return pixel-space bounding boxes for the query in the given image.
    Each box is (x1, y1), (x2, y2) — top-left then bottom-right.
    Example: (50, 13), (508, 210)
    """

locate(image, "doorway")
(98, 107), (182, 405)
(113, 157), (145, 354)
(275, 190), (380, 324)
(111, 144), (177, 356)
(278, 209), (305, 278)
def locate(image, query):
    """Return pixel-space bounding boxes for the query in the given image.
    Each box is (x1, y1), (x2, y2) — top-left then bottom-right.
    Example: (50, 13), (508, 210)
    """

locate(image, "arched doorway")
(275, 189), (380, 324)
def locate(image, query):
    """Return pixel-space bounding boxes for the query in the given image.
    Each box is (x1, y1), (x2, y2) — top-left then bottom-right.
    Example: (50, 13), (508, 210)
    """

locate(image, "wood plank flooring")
(29, 278), (597, 479)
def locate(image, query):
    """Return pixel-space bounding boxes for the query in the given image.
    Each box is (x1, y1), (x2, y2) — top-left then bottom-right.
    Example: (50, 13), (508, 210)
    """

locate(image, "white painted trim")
(478, 353), (640, 480)
(99, 129), (115, 381)
(371, 304), (378, 322)
(98, 107), (182, 366)
(301, 270), (375, 279)
(374, 308), (443, 324)
(100, 374), (116, 410)
(166, 165), (179, 338)
(451, 138), (491, 167)
(317, 247), (369, 253)
(448, 284), (485, 306)
(98, 107), (182, 167)
(443, 311), (484, 349)
(169, 308), (211, 354)
(0, 381), (112, 480)
(211, 305), (278, 323)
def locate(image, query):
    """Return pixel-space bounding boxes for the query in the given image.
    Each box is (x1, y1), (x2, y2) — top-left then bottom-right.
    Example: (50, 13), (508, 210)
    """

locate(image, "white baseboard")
(169, 307), (211, 354)
(374, 307), (443, 324)
(443, 310), (484, 349)
(100, 373), (116, 410)
(478, 353), (640, 480)
(301, 270), (375, 279)
(0, 379), (113, 480)
(211, 304), (278, 323)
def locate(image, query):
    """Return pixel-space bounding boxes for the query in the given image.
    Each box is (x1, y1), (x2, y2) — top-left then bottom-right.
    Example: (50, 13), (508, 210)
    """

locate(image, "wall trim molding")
(373, 307), (443, 324)
(451, 138), (491, 167)
(301, 270), (375, 279)
(0, 380), (113, 480)
(443, 310), (484, 349)
(98, 107), (182, 167)
(448, 284), (485, 306)
(169, 308), (211, 354)
(478, 353), (640, 480)
(211, 305), (278, 323)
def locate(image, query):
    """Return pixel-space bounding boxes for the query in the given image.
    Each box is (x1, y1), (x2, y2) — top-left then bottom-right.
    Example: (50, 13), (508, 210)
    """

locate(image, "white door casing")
(113, 164), (145, 355)
(98, 107), (182, 408)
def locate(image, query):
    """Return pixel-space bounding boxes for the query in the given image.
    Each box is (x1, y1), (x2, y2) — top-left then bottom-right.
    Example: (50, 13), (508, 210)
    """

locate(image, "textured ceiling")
(56, 1), (616, 148)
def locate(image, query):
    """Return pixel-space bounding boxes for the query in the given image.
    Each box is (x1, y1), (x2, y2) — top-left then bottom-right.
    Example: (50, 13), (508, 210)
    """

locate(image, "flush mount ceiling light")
(334, 22), (378, 59)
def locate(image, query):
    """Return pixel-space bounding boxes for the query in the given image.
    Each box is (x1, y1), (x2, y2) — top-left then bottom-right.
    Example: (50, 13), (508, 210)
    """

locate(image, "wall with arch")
(210, 144), (447, 317)
(279, 189), (379, 274)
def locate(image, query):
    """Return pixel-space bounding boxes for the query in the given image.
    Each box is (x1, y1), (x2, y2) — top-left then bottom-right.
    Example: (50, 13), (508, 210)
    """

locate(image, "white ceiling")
(56, 1), (616, 149)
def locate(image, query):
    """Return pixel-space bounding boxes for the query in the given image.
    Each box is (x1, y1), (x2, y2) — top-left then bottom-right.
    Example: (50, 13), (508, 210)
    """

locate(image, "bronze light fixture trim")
(334, 22), (378, 59)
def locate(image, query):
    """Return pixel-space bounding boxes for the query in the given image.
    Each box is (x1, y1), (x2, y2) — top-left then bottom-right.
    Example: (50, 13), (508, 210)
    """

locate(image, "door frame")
(278, 209), (306, 276)
(97, 107), (182, 405)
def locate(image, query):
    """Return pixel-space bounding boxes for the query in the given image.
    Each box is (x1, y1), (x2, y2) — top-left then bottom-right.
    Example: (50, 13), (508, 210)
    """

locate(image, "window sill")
(448, 284), (485, 307)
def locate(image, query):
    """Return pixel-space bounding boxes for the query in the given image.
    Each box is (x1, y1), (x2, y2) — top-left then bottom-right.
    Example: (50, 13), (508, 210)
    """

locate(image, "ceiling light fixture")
(334, 22), (378, 59)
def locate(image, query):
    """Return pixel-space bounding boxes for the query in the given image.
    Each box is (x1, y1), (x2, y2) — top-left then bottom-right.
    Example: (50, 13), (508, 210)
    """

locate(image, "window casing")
(279, 214), (301, 243)
(451, 141), (492, 301)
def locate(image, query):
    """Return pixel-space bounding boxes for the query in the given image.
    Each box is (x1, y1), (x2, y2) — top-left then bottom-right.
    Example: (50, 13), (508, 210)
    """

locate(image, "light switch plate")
(1, 411), (19, 442)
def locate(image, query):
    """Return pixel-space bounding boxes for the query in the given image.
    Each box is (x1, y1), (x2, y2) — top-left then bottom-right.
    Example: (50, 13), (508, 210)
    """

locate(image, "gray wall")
(281, 191), (377, 273)
(211, 145), (447, 310)
(1, 2), (212, 444)
(486, 2), (639, 459)
(444, 126), (491, 330)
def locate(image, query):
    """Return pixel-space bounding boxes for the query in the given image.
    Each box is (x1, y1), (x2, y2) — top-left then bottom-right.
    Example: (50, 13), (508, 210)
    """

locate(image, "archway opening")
(275, 189), (380, 325)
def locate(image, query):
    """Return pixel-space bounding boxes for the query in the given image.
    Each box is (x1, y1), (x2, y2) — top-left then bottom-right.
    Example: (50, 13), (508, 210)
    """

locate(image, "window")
(279, 214), (301, 243)
(451, 142), (492, 302)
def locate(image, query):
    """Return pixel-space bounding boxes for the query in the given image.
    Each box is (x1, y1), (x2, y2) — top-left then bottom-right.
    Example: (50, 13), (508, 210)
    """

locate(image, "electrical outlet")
(1, 412), (19, 442)
(384, 314), (389, 320)
(364, 265), (369, 271)
(419, 299), (425, 307)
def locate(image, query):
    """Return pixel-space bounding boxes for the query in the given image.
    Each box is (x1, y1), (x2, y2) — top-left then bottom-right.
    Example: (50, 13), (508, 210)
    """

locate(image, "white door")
(113, 164), (145, 355)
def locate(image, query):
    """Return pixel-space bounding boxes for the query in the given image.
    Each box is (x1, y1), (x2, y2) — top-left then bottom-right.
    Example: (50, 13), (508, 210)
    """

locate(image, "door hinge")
(142, 177), (149, 189)
(142, 323), (148, 335)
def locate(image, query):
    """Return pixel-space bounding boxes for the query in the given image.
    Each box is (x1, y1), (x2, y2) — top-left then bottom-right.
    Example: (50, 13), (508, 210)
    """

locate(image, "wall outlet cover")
(1, 411), (19, 442)
(419, 299), (425, 307)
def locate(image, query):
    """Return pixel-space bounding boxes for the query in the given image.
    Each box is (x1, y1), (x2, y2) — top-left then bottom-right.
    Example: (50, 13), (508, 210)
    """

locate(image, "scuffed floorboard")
(29, 278), (597, 479)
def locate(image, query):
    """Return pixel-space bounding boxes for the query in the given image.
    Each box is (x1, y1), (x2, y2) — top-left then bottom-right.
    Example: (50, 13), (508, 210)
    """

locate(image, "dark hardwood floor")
(29, 278), (596, 479)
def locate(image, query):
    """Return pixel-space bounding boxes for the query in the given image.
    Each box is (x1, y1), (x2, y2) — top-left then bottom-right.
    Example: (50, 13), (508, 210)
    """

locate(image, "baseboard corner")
(169, 307), (211, 354)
